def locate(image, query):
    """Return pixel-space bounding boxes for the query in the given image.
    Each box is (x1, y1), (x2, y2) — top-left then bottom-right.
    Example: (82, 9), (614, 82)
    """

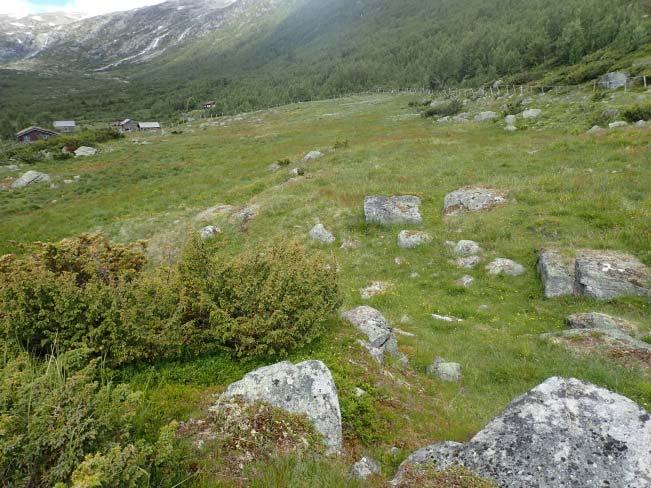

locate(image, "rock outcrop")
(474, 111), (498, 122)
(599, 72), (629, 89)
(218, 360), (342, 453)
(350, 457), (381, 480)
(567, 312), (638, 335)
(443, 187), (507, 215)
(521, 108), (542, 119)
(364, 196), (422, 225)
(393, 377), (651, 487)
(538, 249), (649, 300)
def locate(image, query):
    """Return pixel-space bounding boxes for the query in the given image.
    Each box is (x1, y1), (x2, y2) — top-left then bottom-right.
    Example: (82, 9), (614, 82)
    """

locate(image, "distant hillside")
(0, 0), (648, 135)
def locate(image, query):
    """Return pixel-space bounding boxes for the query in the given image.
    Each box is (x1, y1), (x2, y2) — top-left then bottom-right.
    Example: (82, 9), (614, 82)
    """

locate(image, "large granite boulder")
(74, 146), (97, 157)
(599, 72), (629, 89)
(393, 377), (651, 487)
(218, 360), (342, 453)
(443, 187), (507, 215)
(364, 196), (422, 225)
(539, 249), (650, 300)
(11, 170), (50, 189)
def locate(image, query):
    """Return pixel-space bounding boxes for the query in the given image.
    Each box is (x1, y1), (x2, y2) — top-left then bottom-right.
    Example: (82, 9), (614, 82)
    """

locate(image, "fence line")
(182, 75), (648, 125)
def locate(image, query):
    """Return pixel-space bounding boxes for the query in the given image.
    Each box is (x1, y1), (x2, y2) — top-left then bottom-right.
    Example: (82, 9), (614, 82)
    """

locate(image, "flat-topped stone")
(444, 187), (507, 215)
(364, 195), (422, 225)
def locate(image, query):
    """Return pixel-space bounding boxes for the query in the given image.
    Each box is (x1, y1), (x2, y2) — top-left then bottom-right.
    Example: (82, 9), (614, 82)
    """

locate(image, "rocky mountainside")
(0, 12), (84, 63)
(0, 0), (287, 70)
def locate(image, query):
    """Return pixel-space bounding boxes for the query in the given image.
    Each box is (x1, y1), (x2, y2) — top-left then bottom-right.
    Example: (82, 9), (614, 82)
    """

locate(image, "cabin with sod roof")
(16, 126), (59, 143)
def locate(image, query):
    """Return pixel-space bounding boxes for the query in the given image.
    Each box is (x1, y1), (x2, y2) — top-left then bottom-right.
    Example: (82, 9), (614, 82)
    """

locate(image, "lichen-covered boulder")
(521, 108), (542, 119)
(199, 225), (221, 240)
(538, 249), (576, 298)
(474, 111), (498, 122)
(426, 358), (461, 382)
(341, 306), (404, 364)
(394, 377), (651, 487)
(397, 230), (432, 248)
(10, 170), (50, 189)
(302, 150), (323, 162)
(575, 250), (650, 300)
(453, 240), (482, 257)
(74, 146), (97, 157)
(443, 187), (507, 215)
(599, 72), (629, 89)
(218, 360), (342, 453)
(364, 196), (422, 225)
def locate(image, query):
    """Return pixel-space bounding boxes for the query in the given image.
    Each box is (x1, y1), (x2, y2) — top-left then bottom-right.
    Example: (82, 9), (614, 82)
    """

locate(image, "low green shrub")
(178, 238), (341, 359)
(621, 104), (651, 122)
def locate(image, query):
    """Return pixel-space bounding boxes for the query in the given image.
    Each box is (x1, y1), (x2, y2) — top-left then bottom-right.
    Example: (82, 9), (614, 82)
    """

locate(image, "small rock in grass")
(360, 281), (391, 299)
(364, 195), (422, 225)
(456, 275), (474, 287)
(521, 108), (542, 119)
(340, 238), (361, 250)
(354, 387), (367, 398)
(486, 258), (525, 276)
(454, 240), (482, 257)
(398, 230), (432, 249)
(11, 170), (50, 189)
(587, 125), (606, 134)
(309, 223), (335, 244)
(302, 150), (323, 162)
(474, 111), (498, 122)
(351, 457), (381, 480)
(199, 225), (221, 240)
(455, 256), (482, 269)
(427, 358), (462, 382)
(608, 121), (628, 129)
(432, 313), (463, 323)
(290, 167), (304, 176)
(444, 187), (507, 215)
(74, 146), (97, 157)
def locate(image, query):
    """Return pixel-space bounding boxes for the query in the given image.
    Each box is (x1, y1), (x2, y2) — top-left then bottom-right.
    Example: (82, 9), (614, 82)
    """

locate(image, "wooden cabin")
(138, 122), (161, 131)
(53, 120), (77, 133)
(203, 101), (216, 109)
(117, 119), (138, 132)
(16, 126), (59, 143)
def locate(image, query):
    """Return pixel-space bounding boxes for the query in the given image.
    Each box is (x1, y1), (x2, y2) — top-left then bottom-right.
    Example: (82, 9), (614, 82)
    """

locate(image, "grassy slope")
(1, 87), (650, 484)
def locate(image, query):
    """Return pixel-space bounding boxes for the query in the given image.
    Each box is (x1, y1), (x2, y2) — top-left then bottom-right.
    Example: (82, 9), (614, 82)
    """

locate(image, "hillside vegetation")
(1, 83), (650, 485)
(0, 0), (649, 133)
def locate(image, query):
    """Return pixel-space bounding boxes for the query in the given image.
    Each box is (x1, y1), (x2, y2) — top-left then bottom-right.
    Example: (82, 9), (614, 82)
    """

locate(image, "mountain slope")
(0, 0), (648, 132)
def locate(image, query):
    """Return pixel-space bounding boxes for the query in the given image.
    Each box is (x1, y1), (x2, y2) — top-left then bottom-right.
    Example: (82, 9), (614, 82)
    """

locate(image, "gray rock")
(505, 115), (517, 125)
(486, 258), (525, 276)
(455, 256), (481, 269)
(309, 223), (335, 244)
(290, 167), (305, 177)
(443, 187), (507, 215)
(522, 108), (542, 119)
(609, 121), (628, 129)
(426, 358), (462, 382)
(218, 360), (342, 453)
(364, 195), (422, 225)
(10, 170), (50, 189)
(199, 225), (221, 240)
(567, 312), (639, 335)
(635, 120), (648, 128)
(587, 125), (606, 134)
(452, 113), (470, 123)
(302, 150), (323, 162)
(454, 240), (482, 257)
(474, 111), (498, 122)
(575, 250), (650, 300)
(350, 457), (381, 480)
(456, 275), (474, 287)
(397, 230), (432, 249)
(341, 306), (402, 364)
(538, 249), (576, 298)
(360, 281), (391, 299)
(74, 146), (97, 157)
(431, 313), (463, 323)
(543, 328), (651, 357)
(268, 163), (281, 172)
(230, 204), (260, 225)
(394, 377), (651, 487)
(437, 116), (451, 123)
(599, 72), (629, 89)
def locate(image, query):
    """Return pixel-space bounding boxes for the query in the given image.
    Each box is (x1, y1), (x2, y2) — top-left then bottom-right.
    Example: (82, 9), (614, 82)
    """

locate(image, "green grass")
(1, 88), (650, 485)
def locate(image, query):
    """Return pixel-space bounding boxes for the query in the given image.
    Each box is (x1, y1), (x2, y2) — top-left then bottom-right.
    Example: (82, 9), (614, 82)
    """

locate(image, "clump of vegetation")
(0, 234), (340, 365)
(501, 98), (524, 117)
(1, 128), (123, 164)
(178, 238), (341, 359)
(180, 398), (324, 478)
(396, 464), (496, 488)
(421, 99), (463, 118)
(621, 104), (651, 122)
(277, 158), (292, 166)
(334, 139), (349, 149)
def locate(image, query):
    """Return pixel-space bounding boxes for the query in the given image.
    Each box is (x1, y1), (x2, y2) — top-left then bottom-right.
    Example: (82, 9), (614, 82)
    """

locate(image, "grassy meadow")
(1, 88), (650, 485)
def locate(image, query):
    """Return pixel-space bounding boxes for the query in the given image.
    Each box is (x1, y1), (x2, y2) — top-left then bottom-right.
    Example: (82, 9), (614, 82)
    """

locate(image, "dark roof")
(16, 126), (59, 137)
